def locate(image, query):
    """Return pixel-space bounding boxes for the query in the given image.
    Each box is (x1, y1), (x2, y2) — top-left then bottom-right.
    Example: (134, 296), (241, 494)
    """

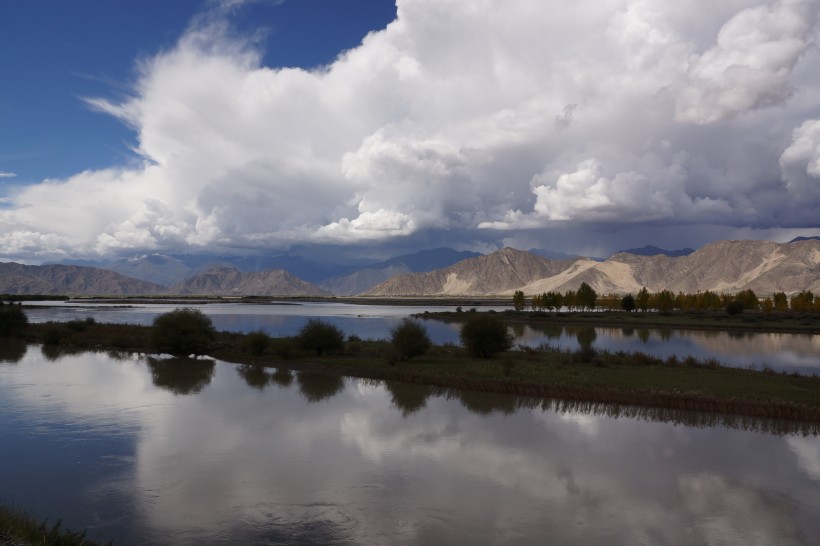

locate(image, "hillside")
(0, 263), (166, 295)
(169, 266), (332, 296)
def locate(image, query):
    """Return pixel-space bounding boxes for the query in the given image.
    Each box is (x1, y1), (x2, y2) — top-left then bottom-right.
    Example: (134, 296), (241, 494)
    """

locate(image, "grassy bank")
(16, 319), (820, 425)
(0, 505), (110, 546)
(418, 309), (820, 334)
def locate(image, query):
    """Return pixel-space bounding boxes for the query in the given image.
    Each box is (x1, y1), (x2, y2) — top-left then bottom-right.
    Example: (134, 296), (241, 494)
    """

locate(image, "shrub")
(66, 319), (89, 332)
(0, 302), (28, 337)
(390, 318), (431, 361)
(297, 319), (345, 356)
(460, 314), (514, 358)
(243, 330), (271, 356)
(270, 337), (294, 359)
(150, 308), (216, 357)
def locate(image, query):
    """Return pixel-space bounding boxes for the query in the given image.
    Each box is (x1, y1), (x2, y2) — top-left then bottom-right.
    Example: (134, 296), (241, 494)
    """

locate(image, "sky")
(1, 0), (819, 264)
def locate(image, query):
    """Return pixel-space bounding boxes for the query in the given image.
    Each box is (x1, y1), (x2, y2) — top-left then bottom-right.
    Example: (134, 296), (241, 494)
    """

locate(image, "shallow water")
(1, 346), (819, 544)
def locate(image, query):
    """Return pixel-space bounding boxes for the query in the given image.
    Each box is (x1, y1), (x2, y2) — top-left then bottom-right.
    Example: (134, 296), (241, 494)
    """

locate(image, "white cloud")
(0, 171), (17, 178)
(780, 118), (820, 204)
(2, 0), (820, 261)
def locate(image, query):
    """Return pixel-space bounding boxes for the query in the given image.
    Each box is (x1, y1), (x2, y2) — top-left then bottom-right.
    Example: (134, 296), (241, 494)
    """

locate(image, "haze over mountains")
(3, 239), (819, 297)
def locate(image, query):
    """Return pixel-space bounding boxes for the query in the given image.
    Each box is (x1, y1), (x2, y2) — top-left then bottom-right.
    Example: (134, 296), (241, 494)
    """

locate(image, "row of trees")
(151, 308), (514, 361)
(514, 282), (598, 312)
(514, 286), (820, 313)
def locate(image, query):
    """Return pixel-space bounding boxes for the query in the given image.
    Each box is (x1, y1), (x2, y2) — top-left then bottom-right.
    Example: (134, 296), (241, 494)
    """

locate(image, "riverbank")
(16, 320), (820, 425)
(417, 309), (820, 334)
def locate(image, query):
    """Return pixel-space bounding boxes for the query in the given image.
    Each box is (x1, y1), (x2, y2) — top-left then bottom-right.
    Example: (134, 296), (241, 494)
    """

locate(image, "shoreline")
(416, 309), (820, 335)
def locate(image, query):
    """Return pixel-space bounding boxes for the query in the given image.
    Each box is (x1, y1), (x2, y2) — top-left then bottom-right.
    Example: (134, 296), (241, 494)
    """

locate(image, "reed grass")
(0, 505), (110, 546)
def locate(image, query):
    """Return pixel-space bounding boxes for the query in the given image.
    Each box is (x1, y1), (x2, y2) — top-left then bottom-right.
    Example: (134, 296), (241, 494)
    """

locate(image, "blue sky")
(1, 0), (396, 183)
(1, 0), (819, 264)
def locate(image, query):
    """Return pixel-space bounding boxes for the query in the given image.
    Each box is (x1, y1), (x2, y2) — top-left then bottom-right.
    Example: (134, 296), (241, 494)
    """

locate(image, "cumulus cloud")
(780, 118), (820, 204)
(675, 0), (818, 124)
(1, 0), (819, 261)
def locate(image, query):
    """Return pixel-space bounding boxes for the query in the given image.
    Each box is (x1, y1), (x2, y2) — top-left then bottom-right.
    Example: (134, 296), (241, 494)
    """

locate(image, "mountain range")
(5, 239), (819, 296)
(365, 239), (820, 297)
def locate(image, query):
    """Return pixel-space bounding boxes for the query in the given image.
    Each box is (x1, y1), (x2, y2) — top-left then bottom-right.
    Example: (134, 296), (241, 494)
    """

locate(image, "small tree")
(621, 294), (636, 313)
(636, 287), (650, 312)
(512, 290), (526, 311)
(298, 319), (345, 356)
(734, 289), (760, 311)
(390, 318), (431, 361)
(460, 314), (514, 358)
(151, 308), (216, 357)
(576, 282), (597, 310)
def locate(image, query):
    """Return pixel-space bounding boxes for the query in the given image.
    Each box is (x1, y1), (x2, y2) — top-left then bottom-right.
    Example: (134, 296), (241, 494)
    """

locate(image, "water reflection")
(296, 371), (345, 402)
(1, 348), (819, 545)
(0, 339), (26, 362)
(384, 381), (432, 416)
(270, 367), (294, 387)
(236, 364), (271, 390)
(147, 357), (216, 395)
(514, 323), (820, 372)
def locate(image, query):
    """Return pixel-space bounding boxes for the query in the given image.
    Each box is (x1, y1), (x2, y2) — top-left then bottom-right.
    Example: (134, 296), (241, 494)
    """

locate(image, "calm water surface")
(1, 345), (819, 545)
(23, 301), (820, 372)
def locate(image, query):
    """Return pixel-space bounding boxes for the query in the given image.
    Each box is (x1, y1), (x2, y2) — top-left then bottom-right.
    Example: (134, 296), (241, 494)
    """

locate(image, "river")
(1, 345), (819, 544)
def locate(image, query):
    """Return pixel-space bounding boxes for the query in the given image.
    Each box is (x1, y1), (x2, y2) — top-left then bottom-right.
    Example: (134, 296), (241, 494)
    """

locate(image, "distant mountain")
(319, 264), (411, 296)
(366, 248), (584, 296)
(365, 239), (820, 296)
(617, 245), (694, 257)
(379, 248), (482, 272)
(529, 248), (602, 261)
(790, 236), (820, 243)
(106, 254), (192, 287)
(0, 262), (165, 295)
(169, 266), (331, 296)
(319, 248), (482, 295)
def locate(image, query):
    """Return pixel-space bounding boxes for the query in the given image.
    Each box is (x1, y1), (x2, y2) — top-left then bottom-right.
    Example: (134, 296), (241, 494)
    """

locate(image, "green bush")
(390, 318), (431, 361)
(297, 319), (345, 356)
(243, 330), (271, 356)
(150, 308), (216, 357)
(0, 302), (28, 337)
(459, 314), (514, 358)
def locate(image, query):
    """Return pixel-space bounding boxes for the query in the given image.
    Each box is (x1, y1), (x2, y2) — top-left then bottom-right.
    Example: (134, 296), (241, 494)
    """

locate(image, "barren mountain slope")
(170, 267), (331, 296)
(605, 239), (817, 294)
(738, 239), (820, 294)
(0, 263), (166, 295)
(365, 248), (583, 296)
